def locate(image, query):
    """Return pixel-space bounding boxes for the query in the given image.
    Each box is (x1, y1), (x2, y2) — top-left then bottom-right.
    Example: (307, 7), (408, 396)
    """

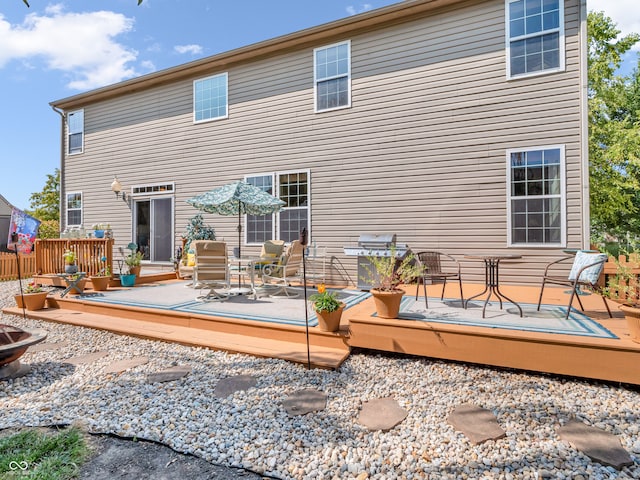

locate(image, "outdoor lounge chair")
(253, 240), (286, 276)
(537, 251), (612, 319)
(260, 240), (304, 297)
(192, 240), (230, 302)
(414, 251), (464, 308)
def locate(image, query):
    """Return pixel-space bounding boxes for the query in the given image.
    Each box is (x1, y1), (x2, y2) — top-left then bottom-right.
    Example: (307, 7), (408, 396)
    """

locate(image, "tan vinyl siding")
(61, 0), (585, 285)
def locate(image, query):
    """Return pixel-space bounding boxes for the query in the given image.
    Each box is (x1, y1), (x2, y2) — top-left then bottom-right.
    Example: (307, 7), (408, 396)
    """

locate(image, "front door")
(134, 197), (173, 263)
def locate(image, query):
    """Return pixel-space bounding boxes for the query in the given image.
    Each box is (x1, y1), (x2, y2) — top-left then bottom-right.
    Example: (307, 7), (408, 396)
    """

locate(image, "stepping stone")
(26, 341), (69, 353)
(283, 389), (327, 416)
(65, 351), (109, 365)
(103, 356), (149, 374)
(448, 404), (506, 445)
(214, 374), (257, 398)
(557, 420), (633, 469)
(147, 366), (192, 383)
(358, 397), (407, 431)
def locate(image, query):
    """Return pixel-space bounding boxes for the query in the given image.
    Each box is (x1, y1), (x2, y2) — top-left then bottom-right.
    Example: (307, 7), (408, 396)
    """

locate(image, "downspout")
(579, 0), (590, 249)
(51, 106), (66, 232)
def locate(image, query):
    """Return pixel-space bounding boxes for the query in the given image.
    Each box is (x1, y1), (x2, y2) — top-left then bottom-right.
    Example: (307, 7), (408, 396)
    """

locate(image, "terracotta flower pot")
(316, 303), (345, 332)
(128, 266), (141, 277)
(67, 278), (86, 295)
(15, 292), (48, 311)
(371, 288), (405, 319)
(620, 305), (640, 344)
(90, 276), (110, 292)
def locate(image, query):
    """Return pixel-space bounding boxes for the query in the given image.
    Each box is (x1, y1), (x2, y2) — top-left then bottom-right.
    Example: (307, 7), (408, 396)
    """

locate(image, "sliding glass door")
(133, 197), (173, 263)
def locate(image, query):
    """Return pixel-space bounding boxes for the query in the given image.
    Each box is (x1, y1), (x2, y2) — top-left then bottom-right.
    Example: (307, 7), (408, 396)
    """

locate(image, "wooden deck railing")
(34, 238), (114, 277)
(0, 252), (36, 281)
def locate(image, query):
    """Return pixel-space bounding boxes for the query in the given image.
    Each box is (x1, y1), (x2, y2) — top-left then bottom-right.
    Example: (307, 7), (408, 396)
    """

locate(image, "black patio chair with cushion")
(537, 251), (612, 319)
(415, 251), (464, 308)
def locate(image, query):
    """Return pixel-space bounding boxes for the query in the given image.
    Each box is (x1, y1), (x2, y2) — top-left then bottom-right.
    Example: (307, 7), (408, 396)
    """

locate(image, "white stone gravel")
(1, 279), (639, 479)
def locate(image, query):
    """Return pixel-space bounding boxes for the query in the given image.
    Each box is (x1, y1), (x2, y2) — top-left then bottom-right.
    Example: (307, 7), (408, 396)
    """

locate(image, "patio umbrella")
(186, 180), (286, 287)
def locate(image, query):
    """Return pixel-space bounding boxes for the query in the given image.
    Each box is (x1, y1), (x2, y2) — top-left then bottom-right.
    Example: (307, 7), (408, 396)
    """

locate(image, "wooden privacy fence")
(34, 238), (114, 277)
(0, 252), (36, 281)
(602, 253), (640, 302)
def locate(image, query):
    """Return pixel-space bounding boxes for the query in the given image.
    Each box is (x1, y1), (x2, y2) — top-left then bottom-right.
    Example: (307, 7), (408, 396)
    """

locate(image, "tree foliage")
(27, 168), (60, 222)
(588, 11), (640, 246)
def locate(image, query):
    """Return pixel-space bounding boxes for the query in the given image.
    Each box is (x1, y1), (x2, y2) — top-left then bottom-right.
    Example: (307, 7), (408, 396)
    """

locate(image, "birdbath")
(0, 324), (48, 380)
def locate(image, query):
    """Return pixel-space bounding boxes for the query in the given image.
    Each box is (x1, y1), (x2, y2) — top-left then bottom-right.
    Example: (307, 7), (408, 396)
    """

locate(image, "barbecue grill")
(343, 234), (410, 290)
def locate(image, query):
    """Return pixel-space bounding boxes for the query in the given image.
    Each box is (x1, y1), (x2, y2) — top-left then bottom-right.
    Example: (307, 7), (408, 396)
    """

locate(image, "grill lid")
(358, 233), (396, 247)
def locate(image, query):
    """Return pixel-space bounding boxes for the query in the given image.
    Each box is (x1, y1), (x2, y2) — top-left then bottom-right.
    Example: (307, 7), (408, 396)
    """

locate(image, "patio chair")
(192, 240), (230, 302)
(537, 251), (612, 319)
(414, 251), (464, 308)
(261, 240), (304, 297)
(254, 240), (286, 275)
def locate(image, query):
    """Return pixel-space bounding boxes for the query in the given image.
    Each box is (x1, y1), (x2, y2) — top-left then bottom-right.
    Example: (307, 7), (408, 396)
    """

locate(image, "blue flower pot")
(120, 274), (136, 287)
(94, 230), (105, 238)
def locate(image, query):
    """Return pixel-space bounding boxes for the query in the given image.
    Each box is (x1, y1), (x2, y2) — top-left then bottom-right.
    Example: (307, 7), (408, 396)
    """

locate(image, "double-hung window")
(314, 41), (351, 112)
(245, 171), (310, 245)
(506, 0), (564, 78)
(66, 192), (82, 227)
(67, 110), (84, 154)
(193, 73), (228, 123)
(507, 146), (565, 246)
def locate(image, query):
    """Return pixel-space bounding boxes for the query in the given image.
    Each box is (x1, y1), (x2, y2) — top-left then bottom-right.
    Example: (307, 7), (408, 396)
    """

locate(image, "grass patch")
(0, 427), (91, 479)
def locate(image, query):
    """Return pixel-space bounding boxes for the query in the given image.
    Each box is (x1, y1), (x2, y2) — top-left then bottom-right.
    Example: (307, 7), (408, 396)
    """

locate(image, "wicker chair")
(414, 251), (464, 308)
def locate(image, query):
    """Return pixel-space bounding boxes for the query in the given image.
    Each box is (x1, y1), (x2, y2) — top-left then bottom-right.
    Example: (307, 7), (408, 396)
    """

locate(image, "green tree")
(588, 12), (640, 246)
(27, 168), (60, 222)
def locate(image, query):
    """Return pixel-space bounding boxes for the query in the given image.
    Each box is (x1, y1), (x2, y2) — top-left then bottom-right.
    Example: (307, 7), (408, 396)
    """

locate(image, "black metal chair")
(414, 251), (464, 308)
(537, 252), (612, 319)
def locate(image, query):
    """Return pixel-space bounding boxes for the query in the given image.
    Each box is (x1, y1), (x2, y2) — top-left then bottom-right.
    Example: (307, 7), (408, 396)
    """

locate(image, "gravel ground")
(1, 279), (639, 479)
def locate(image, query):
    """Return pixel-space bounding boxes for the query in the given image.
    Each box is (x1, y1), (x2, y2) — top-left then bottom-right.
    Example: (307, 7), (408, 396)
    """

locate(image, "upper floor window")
(314, 41), (351, 112)
(507, 146), (565, 246)
(66, 192), (82, 226)
(506, 0), (564, 78)
(68, 110), (84, 155)
(194, 73), (228, 123)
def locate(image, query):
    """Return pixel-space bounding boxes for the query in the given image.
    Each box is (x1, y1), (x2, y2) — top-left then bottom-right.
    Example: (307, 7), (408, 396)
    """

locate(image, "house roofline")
(50, 0), (462, 110)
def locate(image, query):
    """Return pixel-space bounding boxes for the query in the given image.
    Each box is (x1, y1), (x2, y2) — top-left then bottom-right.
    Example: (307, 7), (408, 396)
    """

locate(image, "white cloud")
(174, 44), (203, 55)
(588, 0), (640, 51)
(0, 5), (138, 90)
(346, 4), (373, 16)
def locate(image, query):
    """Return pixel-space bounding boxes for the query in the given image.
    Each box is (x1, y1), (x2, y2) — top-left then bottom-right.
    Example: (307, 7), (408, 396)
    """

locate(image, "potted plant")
(62, 249), (77, 274)
(119, 266), (136, 287)
(15, 282), (48, 311)
(600, 256), (640, 343)
(362, 246), (424, 319)
(124, 242), (143, 277)
(309, 284), (345, 332)
(65, 273), (87, 294)
(90, 256), (111, 291)
(91, 223), (110, 239)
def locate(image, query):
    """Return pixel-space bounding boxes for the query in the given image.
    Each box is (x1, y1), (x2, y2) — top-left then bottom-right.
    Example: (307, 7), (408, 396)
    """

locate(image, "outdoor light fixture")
(111, 176), (127, 201)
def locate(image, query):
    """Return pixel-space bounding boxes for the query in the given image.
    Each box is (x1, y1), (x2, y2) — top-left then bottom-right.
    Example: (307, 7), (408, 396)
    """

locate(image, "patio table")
(228, 256), (263, 298)
(463, 254), (523, 318)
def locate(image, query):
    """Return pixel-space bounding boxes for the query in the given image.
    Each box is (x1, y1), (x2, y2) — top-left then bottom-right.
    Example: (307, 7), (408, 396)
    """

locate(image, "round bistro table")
(463, 254), (523, 318)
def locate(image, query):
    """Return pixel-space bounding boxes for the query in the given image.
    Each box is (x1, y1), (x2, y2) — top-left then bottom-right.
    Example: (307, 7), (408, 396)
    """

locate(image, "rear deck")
(4, 279), (638, 384)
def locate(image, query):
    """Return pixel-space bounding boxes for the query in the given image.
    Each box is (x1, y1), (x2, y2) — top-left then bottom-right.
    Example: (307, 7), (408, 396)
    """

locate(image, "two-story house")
(50, 0), (588, 285)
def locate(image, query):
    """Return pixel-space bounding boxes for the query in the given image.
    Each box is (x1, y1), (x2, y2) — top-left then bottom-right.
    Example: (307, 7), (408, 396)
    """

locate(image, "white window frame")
(314, 40), (351, 113)
(67, 109), (84, 155)
(244, 169), (311, 246)
(66, 191), (83, 227)
(505, 0), (565, 79)
(506, 145), (566, 247)
(193, 73), (229, 124)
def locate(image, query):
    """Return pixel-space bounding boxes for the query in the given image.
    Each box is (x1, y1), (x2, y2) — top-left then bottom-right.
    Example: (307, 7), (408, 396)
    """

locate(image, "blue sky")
(0, 0), (638, 210)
